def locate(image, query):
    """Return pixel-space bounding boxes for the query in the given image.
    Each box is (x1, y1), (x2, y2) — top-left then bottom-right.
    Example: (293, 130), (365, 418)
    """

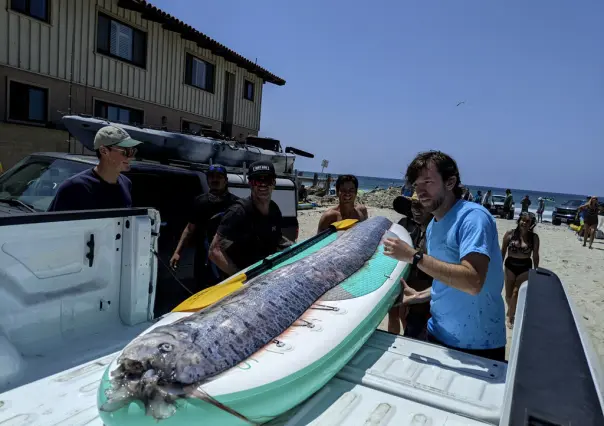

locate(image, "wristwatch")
(412, 250), (424, 267)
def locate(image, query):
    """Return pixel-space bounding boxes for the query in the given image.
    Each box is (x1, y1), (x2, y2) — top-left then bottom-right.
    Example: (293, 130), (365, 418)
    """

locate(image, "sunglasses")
(250, 176), (275, 186)
(108, 146), (137, 158)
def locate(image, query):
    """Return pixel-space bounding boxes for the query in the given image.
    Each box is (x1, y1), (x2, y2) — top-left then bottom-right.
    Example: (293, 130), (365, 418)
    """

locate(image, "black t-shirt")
(216, 197), (284, 271)
(47, 168), (132, 212)
(189, 191), (240, 253)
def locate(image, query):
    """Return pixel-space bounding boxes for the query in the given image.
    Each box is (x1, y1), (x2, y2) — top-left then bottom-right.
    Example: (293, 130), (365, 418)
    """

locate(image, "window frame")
(9, 0), (50, 23)
(93, 98), (145, 126)
(243, 79), (255, 102)
(181, 118), (212, 134)
(184, 52), (215, 94)
(96, 11), (148, 69)
(6, 79), (50, 126)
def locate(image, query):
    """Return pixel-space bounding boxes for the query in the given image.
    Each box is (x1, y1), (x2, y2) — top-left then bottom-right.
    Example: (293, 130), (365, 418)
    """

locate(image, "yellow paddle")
(171, 218), (359, 313)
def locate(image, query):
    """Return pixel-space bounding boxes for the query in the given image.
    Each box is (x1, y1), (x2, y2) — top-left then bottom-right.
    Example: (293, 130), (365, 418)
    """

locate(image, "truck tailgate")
(0, 332), (507, 426)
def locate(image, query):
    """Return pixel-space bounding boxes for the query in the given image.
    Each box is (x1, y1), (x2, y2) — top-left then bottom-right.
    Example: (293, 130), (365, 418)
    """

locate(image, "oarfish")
(100, 216), (393, 421)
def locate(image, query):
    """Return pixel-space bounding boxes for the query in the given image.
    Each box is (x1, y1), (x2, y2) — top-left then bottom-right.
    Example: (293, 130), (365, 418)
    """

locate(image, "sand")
(297, 204), (604, 363)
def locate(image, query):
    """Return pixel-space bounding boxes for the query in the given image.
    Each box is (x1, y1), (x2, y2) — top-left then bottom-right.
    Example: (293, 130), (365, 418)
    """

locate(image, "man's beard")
(427, 193), (445, 213)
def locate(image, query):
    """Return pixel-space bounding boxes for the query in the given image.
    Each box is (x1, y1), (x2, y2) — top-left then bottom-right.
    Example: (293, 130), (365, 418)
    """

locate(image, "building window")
(96, 12), (147, 68)
(243, 80), (254, 101)
(94, 100), (143, 125)
(182, 120), (211, 135)
(185, 54), (215, 93)
(10, 0), (49, 22)
(9, 81), (48, 124)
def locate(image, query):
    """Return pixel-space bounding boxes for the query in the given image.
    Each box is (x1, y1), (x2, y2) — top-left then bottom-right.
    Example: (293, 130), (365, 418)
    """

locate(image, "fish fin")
(146, 394), (177, 420)
(184, 384), (258, 425)
(100, 396), (135, 412)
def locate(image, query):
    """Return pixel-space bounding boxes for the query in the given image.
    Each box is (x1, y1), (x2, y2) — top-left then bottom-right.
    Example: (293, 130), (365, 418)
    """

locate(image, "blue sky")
(153, 0), (604, 195)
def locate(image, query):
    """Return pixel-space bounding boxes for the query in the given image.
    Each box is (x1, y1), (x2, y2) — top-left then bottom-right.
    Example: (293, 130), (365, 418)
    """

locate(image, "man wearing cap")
(170, 164), (239, 290)
(209, 160), (293, 275)
(48, 125), (142, 212)
(387, 192), (433, 339)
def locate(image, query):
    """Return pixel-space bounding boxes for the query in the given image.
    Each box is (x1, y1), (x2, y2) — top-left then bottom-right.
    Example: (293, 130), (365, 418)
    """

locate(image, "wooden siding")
(0, 0), (263, 131)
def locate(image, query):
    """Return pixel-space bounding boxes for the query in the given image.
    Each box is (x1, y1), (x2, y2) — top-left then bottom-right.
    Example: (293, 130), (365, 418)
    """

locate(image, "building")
(0, 0), (285, 169)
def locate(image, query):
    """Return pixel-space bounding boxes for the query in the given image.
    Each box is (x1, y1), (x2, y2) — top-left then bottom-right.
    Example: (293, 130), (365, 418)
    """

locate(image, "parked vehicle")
(0, 208), (601, 425)
(0, 152), (300, 316)
(551, 199), (584, 225)
(490, 194), (514, 219)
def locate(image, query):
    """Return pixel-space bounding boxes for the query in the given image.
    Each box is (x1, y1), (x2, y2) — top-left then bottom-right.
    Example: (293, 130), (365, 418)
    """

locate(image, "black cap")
(248, 161), (276, 179)
(393, 196), (413, 216)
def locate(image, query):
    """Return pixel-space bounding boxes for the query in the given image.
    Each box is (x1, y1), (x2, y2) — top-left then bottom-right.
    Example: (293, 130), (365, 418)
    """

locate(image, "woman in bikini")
(579, 197), (599, 249)
(501, 212), (540, 328)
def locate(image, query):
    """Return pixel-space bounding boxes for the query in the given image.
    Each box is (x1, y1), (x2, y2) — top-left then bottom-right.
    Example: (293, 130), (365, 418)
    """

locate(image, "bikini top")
(508, 230), (534, 255)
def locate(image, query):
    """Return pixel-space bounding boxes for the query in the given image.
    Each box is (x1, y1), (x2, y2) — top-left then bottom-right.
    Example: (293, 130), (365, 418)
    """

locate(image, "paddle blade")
(331, 218), (358, 231)
(172, 276), (245, 312)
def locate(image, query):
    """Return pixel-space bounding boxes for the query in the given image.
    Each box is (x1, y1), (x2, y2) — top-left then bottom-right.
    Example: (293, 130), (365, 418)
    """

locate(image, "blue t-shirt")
(48, 168), (133, 212)
(426, 199), (506, 350)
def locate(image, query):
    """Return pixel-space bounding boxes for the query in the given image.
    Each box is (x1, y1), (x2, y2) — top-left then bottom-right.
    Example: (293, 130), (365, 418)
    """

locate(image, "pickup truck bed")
(0, 330), (506, 426)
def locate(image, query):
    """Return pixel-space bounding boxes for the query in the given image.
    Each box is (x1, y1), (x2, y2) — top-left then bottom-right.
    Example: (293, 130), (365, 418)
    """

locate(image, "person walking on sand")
(579, 196), (599, 249)
(317, 174), (368, 233)
(383, 151), (506, 362)
(536, 197), (545, 223)
(209, 161), (293, 275)
(170, 164), (239, 291)
(387, 192), (433, 339)
(521, 195), (531, 213)
(503, 189), (514, 220)
(481, 190), (493, 211)
(500, 212), (540, 328)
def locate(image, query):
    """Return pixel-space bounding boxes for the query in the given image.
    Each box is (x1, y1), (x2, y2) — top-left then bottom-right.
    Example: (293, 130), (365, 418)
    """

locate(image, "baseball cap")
(207, 164), (227, 176)
(248, 161), (276, 179)
(93, 125), (142, 150)
(393, 191), (419, 216)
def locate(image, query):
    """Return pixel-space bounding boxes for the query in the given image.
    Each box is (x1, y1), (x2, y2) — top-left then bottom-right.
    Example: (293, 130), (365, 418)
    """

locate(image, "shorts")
(404, 309), (430, 340)
(505, 257), (532, 276)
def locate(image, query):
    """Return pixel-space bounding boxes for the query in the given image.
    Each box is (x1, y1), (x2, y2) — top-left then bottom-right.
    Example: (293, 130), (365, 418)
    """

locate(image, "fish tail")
(185, 385), (260, 425)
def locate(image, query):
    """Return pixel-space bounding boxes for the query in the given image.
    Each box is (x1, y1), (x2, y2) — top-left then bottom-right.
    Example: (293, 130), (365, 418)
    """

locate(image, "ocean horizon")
(299, 170), (595, 219)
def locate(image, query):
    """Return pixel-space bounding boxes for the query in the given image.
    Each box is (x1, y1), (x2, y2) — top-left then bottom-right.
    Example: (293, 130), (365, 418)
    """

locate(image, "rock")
(358, 187), (401, 209)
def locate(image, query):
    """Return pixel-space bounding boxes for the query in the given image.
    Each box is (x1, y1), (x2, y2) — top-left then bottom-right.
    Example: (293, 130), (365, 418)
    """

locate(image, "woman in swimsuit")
(579, 197), (599, 249)
(501, 212), (540, 328)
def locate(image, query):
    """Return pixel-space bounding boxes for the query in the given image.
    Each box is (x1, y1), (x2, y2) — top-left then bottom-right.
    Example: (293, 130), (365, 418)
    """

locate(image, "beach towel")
(597, 215), (604, 239)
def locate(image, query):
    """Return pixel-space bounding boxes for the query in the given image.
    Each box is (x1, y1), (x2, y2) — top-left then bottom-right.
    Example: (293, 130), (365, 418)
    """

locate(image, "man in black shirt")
(48, 125), (142, 211)
(170, 164), (239, 290)
(209, 161), (293, 275)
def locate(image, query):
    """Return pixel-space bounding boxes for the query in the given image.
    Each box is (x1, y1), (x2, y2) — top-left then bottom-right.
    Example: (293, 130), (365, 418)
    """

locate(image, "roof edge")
(116, 0), (286, 86)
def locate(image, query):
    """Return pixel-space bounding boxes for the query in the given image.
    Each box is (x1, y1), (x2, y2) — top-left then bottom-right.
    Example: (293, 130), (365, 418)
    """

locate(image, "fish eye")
(159, 343), (173, 352)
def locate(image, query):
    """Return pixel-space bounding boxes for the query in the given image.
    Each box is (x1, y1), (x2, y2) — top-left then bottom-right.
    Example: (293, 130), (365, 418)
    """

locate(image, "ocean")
(298, 171), (595, 221)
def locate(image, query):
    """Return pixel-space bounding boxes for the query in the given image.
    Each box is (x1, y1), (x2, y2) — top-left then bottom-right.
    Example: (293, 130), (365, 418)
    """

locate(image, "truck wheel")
(552, 218), (561, 226)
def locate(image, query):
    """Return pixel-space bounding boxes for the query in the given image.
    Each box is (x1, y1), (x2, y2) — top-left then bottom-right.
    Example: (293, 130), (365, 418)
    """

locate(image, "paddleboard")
(97, 220), (411, 425)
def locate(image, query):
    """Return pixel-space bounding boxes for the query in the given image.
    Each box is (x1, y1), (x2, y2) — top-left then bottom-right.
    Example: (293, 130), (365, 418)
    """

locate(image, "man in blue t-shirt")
(48, 125), (142, 212)
(384, 151), (506, 362)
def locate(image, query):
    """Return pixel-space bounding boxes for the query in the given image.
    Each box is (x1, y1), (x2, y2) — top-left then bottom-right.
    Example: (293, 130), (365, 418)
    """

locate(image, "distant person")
(317, 174), (368, 233)
(170, 165), (239, 290)
(579, 196), (599, 249)
(503, 189), (514, 220)
(48, 126), (142, 211)
(298, 184), (308, 202)
(501, 212), (540, 328)
(474, 190), (482, 204)
(536, 197), (545, 223)
(209, 161), (293, 275)
(388, 192), (433, 339)
(521, 195), (531, 213)
(462, 187), (473, 201)
(383, 151), (506, 362)
(481, 190), (493, 211)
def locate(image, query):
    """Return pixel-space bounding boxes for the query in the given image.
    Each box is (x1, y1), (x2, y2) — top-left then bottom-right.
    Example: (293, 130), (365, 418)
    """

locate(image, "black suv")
(0, 153), (299, 316)
(551, 199), (584, 226)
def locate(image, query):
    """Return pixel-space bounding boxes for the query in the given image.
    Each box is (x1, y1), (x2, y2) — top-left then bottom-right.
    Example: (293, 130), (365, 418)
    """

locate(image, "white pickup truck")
(1, 208), (602, 426)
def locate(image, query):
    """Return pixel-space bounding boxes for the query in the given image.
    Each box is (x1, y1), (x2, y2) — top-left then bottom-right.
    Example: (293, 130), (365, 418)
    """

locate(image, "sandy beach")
(297, 203), (604, 363)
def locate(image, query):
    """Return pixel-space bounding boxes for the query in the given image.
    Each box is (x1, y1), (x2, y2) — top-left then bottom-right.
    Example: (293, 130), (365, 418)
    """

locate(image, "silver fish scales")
(101, 216), (393, 421)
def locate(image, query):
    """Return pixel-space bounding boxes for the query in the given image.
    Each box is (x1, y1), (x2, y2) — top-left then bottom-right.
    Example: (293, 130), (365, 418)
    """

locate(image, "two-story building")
(0, 0), (285, 169)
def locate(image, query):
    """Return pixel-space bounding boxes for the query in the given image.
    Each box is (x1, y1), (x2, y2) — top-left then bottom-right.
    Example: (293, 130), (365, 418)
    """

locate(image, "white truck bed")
(0, 331), (506, 426)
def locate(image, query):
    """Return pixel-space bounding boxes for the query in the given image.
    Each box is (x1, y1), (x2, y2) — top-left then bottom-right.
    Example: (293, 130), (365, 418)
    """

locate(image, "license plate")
(560, 218), (567, 223)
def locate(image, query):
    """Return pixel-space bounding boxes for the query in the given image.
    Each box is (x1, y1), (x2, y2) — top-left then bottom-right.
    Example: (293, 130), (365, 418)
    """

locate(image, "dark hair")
(405, 151), (462, 199)
(335, 175), (359, 192)
(95, 149), (102, 159)
(506, 189), (511, 194)
(517, 211), (537, 231)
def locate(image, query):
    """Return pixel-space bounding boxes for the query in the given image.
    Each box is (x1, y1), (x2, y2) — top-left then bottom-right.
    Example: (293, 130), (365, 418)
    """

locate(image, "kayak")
(61, 115), (297, 174)
(97, 219), (411, 425)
